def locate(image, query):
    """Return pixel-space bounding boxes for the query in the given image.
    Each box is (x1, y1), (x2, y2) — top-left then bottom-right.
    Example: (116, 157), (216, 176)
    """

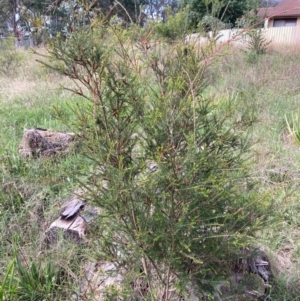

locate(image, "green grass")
(0, 50), (91, 300)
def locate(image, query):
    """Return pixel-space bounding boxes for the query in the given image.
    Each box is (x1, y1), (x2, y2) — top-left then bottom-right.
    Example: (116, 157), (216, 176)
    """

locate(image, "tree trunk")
(13, 0), (17, 38)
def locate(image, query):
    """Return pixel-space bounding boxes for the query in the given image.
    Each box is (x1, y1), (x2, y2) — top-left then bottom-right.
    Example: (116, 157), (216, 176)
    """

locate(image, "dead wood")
(18, 128), (75, 157)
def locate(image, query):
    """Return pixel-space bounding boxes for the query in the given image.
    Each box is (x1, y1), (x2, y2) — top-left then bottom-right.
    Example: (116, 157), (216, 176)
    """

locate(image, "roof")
(258, 0), (300, 18)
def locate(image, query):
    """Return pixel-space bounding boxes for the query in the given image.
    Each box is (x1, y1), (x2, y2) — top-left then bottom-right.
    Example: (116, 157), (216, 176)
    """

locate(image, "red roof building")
(258, 0), (300, 27)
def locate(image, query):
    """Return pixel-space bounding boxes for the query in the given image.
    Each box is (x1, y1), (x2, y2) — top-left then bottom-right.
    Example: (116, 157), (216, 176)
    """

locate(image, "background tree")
(0, 0), (18, 37)
(145, 0), (178, 20)
(0, 0), (150, 43)
(89, 0), (149, 23)
(259, 0), (281, 7)
(22, 0), (53, 13)
(183, 0), (260, 30)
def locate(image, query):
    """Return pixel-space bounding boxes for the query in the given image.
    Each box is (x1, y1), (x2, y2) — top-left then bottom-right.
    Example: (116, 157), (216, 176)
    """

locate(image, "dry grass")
(0, 49), (76, 104)
(267, 43), (300, 55)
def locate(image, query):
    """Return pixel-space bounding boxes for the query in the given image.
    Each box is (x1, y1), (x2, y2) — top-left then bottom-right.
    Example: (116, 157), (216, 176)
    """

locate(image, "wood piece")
(60, 199), (85, 219)
(18, 128), (75, 157)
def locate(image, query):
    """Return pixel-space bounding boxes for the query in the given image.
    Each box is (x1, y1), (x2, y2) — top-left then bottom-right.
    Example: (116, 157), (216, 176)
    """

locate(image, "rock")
(18, 128), (75, 157)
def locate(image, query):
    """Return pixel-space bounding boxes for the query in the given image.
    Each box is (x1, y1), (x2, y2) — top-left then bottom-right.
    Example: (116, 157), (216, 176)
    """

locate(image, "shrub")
(45, 21), (274, 299)
(243, 29), (271, 64)
(153, 7), (190, 40)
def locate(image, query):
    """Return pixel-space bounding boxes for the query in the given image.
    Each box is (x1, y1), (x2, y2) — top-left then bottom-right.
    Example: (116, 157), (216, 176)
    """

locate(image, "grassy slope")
(1, 46), (300, 299)
(0, 50), (90, 300)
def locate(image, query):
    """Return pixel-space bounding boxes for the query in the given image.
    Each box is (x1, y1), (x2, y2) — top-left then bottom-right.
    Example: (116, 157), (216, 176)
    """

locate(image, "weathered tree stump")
(44, 191), (99, 248)
(18, 128), (75, 157)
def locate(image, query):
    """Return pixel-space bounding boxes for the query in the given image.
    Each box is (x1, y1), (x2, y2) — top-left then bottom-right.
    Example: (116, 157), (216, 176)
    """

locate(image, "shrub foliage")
(45, 20), (273, 299)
